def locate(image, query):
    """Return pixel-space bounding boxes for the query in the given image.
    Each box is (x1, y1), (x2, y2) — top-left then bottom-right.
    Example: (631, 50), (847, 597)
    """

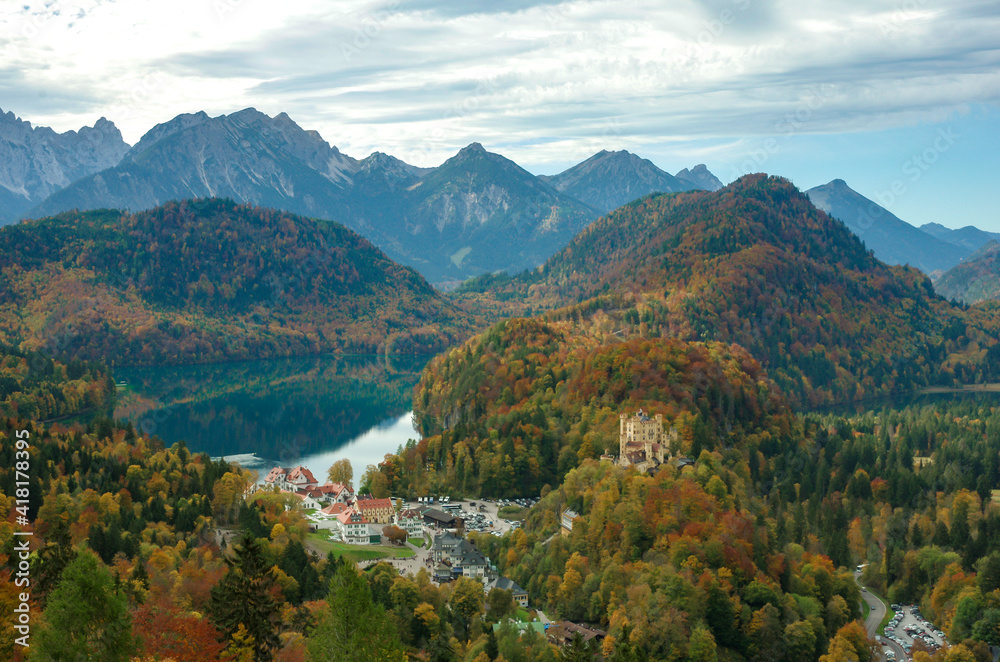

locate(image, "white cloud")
(0, 0), (997, 172)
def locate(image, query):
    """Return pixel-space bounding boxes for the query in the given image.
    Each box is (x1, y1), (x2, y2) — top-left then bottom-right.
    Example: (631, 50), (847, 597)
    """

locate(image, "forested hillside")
(386, 315), (789, 497)
(0, 198), (473, 365)
(6, 306), (1000, 661)
(0, 346), (113, 420)
(934, 241), (1000, 304)
(473, 458), (868, 662)
(349, 175), (1000, 661)
(462, 397), (1000, 662)
(456, 175), (1000, 406)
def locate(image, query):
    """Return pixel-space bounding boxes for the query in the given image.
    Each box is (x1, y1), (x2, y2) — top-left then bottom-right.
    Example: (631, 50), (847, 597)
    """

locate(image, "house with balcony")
(397, 508), (425, 537)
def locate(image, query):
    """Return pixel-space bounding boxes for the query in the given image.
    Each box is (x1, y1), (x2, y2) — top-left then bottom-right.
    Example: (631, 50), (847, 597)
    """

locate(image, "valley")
(3, 117), (1000, 662)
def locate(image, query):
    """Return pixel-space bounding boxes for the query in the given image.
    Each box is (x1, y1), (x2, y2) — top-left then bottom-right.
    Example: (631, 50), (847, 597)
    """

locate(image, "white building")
(396, 508), (425, 537)
(336, 509), (373, 545)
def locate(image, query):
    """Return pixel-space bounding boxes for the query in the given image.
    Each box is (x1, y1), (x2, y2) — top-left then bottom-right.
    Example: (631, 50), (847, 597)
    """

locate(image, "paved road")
(856, 571), (907, 661)
(858, 571), (886, 638)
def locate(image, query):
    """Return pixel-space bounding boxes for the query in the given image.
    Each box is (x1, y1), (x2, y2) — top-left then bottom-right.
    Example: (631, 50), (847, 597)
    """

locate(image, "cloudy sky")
(2, 0), (999, 230)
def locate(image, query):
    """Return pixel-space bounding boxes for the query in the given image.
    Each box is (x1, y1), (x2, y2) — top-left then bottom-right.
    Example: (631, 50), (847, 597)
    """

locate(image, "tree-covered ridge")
(456, 175), (1000, 406)
(373, 314), (791, 498)
(0, 198), (474, 365)
(472, 458), (865, 662)
(934, 240), (1000, 304)
(0, 345), (113, 420)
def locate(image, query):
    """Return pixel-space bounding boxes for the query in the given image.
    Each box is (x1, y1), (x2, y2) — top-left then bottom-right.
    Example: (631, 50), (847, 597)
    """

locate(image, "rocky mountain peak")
(358, 151), (429, 184)
(126, 111), (210, 161)
(675, 164), (723, 192)
(805, 178), (968, 274)
(546, 149), (697, 214)
(460, 142), (486, 154)
(0, 108), (129, 223)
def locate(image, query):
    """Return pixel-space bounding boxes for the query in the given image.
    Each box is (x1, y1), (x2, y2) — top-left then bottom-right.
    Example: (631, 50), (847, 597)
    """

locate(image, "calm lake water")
(113, 354), (430, 481)
(112, 352), (1000, 483)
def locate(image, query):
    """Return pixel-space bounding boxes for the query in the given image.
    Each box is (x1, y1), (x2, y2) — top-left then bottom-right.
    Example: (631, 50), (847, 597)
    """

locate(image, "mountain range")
(919, 222), (1000, 253)
(539, 149), (717, 214)
(10, 108), (719, 285)
(4, 107), (998, 291)
(0, 109), (128, 223)
(7, 171), (1000, 404)
(804, 179), (969, 274)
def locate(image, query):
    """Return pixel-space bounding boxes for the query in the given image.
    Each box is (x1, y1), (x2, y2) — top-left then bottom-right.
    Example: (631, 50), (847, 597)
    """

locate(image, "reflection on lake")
(113, 354), (428, 477)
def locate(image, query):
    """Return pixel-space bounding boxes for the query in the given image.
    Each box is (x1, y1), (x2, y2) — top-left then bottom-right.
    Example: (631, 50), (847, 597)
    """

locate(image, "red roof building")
(321, 502), (349, 517)
(286, 466), (318, 487)
(263, 467), (288, 484)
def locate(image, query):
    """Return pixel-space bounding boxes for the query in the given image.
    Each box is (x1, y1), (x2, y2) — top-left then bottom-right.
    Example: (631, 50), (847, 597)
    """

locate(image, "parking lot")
(404, 496), (540, 537)
(301, 495), (541, 580)
(882, 604), (949, 658)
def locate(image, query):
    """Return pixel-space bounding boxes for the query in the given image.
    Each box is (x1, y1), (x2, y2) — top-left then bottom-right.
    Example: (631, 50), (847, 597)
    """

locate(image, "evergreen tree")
(208, 534), (281, 662)
(953, 499), (972, 552)
(705, 584), (738, 649)
(427, 633), (458, 662)
(979, 552), (1000, 594)
(932, 520), (951, 547)
(306, 561), (405, 661)
(33, 517), (77, 607)
(31, 550), (137, 661)
(485, 628), (499, 661)
(561, 631), (595, 661)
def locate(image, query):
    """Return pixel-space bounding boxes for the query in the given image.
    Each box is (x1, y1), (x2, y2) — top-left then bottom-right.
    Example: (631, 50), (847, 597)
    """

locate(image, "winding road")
(855, 570), (907, 661)
(858, 571), (886, 637)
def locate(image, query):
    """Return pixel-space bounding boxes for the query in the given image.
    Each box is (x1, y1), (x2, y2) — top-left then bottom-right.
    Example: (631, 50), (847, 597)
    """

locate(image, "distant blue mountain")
(806, 179), (968, 274)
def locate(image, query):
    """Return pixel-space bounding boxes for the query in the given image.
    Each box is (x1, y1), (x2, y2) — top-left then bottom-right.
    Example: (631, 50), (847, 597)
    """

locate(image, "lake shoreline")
(918, 383), (1000, 394)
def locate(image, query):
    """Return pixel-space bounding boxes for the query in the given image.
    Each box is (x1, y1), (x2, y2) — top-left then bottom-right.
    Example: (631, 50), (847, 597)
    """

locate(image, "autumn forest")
(5, 176), (1000, 662)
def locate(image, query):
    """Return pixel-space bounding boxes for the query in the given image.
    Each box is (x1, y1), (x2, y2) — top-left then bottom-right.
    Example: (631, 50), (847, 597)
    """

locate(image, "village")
(261, 462), (608, 648)
(252, 409), (690, 650)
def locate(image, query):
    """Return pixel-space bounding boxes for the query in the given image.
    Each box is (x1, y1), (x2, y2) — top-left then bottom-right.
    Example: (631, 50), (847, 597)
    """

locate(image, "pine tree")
(485, 628), (499, 661)
(33, 517), (77, 607)
(561, 631), (594, 662)
(427, 633), (458, 662)
(306, 561), (405, 661)
(32, 550), (138, 661)
(208, 534), (281, 662)
(979, 552), (1000, 593)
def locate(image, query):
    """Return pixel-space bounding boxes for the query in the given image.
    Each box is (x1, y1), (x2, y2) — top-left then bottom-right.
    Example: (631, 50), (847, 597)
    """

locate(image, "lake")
(113, 354), (430, 482)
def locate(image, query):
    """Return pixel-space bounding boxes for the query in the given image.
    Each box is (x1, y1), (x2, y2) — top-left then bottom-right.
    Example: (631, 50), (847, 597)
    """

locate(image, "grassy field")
(498, 505), (528, 520)
(408, 537), (426, 548)
(307, 533), (416, 562)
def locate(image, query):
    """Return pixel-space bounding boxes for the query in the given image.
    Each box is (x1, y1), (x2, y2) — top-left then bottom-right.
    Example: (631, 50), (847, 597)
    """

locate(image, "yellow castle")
(615, 409), (677, 473)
